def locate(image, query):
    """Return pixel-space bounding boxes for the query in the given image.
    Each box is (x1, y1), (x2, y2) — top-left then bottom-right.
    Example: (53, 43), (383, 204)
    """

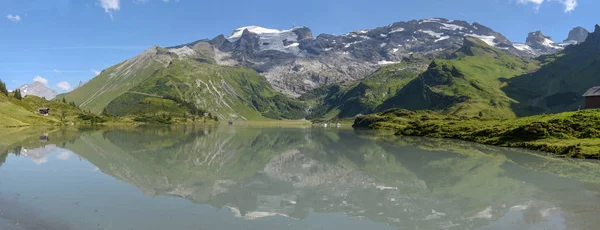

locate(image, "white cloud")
(33, 76), (49, 85)
(98, 0), (120, 19)
(92, 69), (101, 76)
(53, 69), (61, 73)
(32, 157), (48, 165)
(6, 14), (21, 22)
(517, 0), (577, 12)
(56, 81), (72, 91)
(560, 0), (577, 12)
(56, 151), (71, 160)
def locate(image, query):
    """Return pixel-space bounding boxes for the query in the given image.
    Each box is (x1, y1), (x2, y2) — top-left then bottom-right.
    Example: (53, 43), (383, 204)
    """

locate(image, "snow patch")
(390, 27), (405, 33)
(392, 48), (399, 53)
(286, 42), (300, 47)
(513, 43), (534, 52)
(420, 30), (444, 38)
(228, 26), (305, 55)
(542, 38), (560, 49)
(344, 40), (362, 48)
(380, 43), (387, 48)
(229, 26), (290, 40)
(560, 40), (578, 46)
(465, 34), (497, 47)
(435, 36), (450, 42)
(440, 23), (465, 31)
(420, 18), (443, 24)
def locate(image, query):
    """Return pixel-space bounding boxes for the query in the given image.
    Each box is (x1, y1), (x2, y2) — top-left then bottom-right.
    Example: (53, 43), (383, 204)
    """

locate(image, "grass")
(62, 49), (307, 121)
(301, 56), (428, 119)
(354, 108), (600, 159)
(0, 93), (67, 127)
(380, 37), (540, 119)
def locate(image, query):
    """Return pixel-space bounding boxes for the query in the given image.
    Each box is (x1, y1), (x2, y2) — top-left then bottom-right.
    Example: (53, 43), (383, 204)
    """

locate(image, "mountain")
(510, 27), (590, 57)
(62, 46), (306, 120)
(172, 18), (538, 96)
(300, 55), (430, 119)
(377, 36), (539, 118)
(505, 24), (600, 115)
(306, 36), (542, 119)
(512, 31), (564, 57)
(18, 81), (58, 100)
(564, 26), (589, 43)
(61, 18), (587, 120)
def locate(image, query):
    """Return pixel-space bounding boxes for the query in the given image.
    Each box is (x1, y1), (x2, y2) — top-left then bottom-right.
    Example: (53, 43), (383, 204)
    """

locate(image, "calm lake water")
(1, 126), (599, 230)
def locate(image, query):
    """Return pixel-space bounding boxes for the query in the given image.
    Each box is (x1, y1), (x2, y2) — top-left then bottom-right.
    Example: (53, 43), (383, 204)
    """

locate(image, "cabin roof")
(583, 87), (600, 97)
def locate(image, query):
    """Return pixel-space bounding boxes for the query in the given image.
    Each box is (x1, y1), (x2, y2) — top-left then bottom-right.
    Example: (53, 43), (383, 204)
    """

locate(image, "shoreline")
(353, 109), (600, 159)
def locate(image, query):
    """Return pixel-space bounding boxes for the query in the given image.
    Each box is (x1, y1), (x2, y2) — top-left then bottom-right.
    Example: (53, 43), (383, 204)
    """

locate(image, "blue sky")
(0, 0), (598, 92)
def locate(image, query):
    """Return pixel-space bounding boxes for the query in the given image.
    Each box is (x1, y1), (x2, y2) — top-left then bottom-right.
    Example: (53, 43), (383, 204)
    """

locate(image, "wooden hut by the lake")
(583, 87), (600, 109)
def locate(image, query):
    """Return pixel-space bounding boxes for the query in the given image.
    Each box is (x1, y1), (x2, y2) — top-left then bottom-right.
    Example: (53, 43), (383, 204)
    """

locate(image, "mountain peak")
(18, 81), (58, 100)
(227, 26), (310, 41)
(582, 24), (600, 49)
(525, 30), (560, 51)
(564, 26), (589, 43)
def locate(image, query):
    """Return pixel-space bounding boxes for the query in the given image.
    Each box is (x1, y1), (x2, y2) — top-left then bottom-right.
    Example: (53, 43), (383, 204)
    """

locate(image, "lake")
(0, 126), (599, 230)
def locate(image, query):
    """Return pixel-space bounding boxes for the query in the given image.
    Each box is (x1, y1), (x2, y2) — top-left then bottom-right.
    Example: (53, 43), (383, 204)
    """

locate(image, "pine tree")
(62, 97), (67, 104)
(0, 79), (8, 96)
(13, 89), (22, 100)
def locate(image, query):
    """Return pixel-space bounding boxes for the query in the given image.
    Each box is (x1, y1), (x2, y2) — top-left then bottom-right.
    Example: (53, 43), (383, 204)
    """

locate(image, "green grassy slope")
(301, 56), (429, 119)
(0, 93), (71, 127)
(505, 25), (600, 115)
(379, 37), (540, 119)
(0, 88), (109, 127)
(60, 46), (174, 114)
(62, 46), (306, 120)
(104, 59), (306, 120)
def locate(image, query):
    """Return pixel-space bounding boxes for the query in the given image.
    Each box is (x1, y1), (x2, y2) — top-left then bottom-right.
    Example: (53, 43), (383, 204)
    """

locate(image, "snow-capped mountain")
(174, 18), (540, 95)
(161, 19), (586, 96)
(512, 28), (590, 57)
(18, 81), (58, 100)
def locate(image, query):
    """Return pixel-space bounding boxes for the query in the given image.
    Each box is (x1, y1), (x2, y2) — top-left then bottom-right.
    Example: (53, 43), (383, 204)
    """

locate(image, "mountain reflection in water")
(0, 126), (599, 230)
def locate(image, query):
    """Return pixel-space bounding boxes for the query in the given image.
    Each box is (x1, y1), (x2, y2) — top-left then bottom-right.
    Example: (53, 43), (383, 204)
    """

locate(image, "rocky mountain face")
(512, 31), (564, 56)
(18, 81), (58, 100)
(512, 27), (590, 57)
(564, 26), (589, 43)
(179, 18), (544, 96)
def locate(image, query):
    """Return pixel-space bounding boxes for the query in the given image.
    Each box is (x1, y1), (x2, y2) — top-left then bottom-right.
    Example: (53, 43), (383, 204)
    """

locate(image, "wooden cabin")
(583, 87), (600, 109)
(39, 108), (50, 116)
